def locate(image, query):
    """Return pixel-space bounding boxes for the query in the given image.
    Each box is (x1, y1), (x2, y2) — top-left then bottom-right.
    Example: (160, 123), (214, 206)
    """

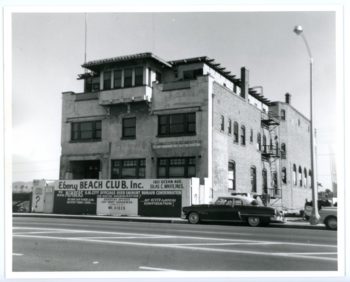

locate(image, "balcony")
(261, 112), (280, 128)
(98, 86), (152, 106)
(261, 145), (280, 160)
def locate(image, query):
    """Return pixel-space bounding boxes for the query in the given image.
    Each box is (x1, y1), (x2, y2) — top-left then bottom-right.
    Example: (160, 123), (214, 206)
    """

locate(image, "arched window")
(281, 143), (286, 159)
(298, 166), (303, 187)
(220, 115), (225, 131)
(263, 135), (267, 153)
(257, 133), (261, 151)
(309, 169), (312, 188)
(250, 128), (253, 143)
(293, 164), (297, 185)
(262, 169), (268, 194)
(240, 125), (246, 145)
(228, 161), (236, 190)
(234, 122), (239, 143)
(281, 109), (286, 120)
(272, 172), (278, 191)
(282, 167), (287, 184)
(228, 119), (232, 135)
(303, 168), (307, 187)
(250, 166), (257, 193)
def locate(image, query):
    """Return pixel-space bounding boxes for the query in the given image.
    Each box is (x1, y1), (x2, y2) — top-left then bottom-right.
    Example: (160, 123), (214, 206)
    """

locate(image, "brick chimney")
(285, 93), (291, 104)
(240, 67), (249, 100)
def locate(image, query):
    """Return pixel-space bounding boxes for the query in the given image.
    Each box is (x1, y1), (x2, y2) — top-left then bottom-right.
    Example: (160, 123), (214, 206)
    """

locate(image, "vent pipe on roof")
(285, 93), (291, 104)
(240, 67), (249, 100)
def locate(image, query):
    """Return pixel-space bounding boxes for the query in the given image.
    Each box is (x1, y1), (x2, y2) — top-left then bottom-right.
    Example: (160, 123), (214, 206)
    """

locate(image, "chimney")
(240, 67), (249, 100)
(285, 93), (291, 104)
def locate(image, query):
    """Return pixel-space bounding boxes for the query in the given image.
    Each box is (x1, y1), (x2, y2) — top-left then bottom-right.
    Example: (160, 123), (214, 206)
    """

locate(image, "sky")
(11, 10), (337, 189)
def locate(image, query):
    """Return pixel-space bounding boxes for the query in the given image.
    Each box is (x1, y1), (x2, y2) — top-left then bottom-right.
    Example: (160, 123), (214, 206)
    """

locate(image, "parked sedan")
(319, 207), (337, 230)
(182, 196), (284, 227)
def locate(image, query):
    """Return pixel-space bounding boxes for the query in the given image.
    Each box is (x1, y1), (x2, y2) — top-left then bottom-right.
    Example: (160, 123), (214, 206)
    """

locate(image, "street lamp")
(293, 25), (320, 225)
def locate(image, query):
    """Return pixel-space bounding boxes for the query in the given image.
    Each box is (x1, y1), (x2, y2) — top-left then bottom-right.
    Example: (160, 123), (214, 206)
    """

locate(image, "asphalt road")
(12, 216), (337, 272)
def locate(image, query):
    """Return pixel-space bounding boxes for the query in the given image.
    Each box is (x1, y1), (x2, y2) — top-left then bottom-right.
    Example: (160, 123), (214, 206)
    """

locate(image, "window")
(298, 166), (303, 187)
(304, 168), (308, 187)
(134, 67), (143, 86)
(220, 115), (225, 132)
(103, 71), (111, 90)
(272, 172), (278, 192)
(309, 170), (312, 188)
(228, 119), (232, 135)
(257, 133), (261, 151)
(71, 120), (101, 142)
(275, 141), (279, 155)
(111, 159), (145, 179)
(71, 160), (100, 180)
(263, 135), (267, 153)
(85, 76), (100, 92)
(234, 122), (239, 143)
(157, 157), (196, 178)
(281, 143), (286, 159)
(113, 70), (122, 89)
(240, 125), (246, 145)
(250, 128), (253, 143)
(281, 109), (286, 120)
(124, 68), (133, 87)
(122, 117), (136, 139)
(228, 162), (236, 190)
(262, 169), (268, 194)
(183, 69), (203, 80)
(158, 113), (196, 137)
(250, 166), (257, 193)
(293, 164), (297, 185)
(298, 119), (301, 126)
(282, 167), (287, 184)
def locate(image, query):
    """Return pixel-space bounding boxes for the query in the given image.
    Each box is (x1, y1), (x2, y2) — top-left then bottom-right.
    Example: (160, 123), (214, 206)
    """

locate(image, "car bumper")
(270, 215), (285, 223)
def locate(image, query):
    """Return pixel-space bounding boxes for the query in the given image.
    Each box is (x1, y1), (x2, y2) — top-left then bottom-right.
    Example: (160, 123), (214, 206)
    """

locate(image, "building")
(59, 52), (312, 212)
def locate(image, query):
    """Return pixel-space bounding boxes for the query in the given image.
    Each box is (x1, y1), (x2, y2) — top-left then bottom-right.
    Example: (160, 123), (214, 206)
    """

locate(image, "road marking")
(13, 253), (23, 256)
(92, 261), (99, 264)
(13, 233), (337, 262)
(139, 266), (179, 271)
(12, 227), (337, 248)
(71, 236), (177, 239)
(163, 242), (278, 246)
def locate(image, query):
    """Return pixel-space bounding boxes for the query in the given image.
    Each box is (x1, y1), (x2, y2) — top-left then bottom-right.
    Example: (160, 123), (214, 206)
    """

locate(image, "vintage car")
(182, 196), (284, 227)
(319, 207), (337, 230)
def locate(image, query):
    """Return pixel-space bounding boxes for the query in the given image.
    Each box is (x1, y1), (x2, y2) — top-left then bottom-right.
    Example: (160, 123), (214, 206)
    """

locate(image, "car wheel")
(247, 216), (261, 227)
(188, 212), (200, 224)
(325, 216), (337, 230)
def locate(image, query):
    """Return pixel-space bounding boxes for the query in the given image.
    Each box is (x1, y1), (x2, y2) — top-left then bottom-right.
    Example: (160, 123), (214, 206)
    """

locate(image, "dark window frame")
(250, 166), (257, 193)
(113, 69), (122, 89)
(240, 125), (246, 145)
(103, 71), (112, 90)
(158, 112), (196, 137)
(228, 161), (236, 191)
(111, 159), (145, 179)
(281, 109), (286, 120)
(122, 117), (136, 139)
(71, 120), (101, 142)
(134, 67), (144, 86)
(157, 157), (196, 178)
(234, 121), (239, 143)
(220, 115), (225, 132)
(262, 168), (268, 193)
(282, 167), (287, 184)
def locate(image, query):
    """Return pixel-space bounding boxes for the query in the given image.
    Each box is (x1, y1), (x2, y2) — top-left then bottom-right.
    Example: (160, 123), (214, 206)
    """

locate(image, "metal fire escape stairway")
(261, 111), (282, 208)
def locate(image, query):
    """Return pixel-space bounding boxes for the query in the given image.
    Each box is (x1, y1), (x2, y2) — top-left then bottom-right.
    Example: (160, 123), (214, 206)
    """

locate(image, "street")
(13, 216), (337, 272)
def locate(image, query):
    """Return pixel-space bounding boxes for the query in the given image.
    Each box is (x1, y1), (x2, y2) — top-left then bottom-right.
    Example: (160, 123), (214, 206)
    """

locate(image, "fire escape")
(249, 87), (282, 204)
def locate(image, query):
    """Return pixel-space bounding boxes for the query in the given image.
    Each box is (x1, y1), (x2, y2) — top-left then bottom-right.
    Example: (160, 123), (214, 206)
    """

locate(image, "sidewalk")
(13, 213), (326, 229)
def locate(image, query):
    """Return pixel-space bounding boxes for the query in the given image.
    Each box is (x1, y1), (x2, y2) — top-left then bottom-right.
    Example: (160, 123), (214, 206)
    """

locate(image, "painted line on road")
(13, 226), (337, 248)
(13, 234), (337, 262)
(13, 253), (23, 256)
(139, 266), (179, 271)
(71, 236), (177, 240)
(163, 242), (278, 246)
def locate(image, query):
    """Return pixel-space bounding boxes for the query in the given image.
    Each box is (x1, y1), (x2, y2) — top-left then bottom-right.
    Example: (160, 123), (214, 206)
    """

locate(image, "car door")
(208, 199), (235, 221)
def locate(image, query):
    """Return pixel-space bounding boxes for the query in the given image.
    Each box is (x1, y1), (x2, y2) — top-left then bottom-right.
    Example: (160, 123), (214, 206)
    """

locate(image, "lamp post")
(293, 25), (320, 225)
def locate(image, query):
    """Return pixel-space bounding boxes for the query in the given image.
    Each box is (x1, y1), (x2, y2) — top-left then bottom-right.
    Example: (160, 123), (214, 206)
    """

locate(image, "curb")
(13, 213), (327, 230)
